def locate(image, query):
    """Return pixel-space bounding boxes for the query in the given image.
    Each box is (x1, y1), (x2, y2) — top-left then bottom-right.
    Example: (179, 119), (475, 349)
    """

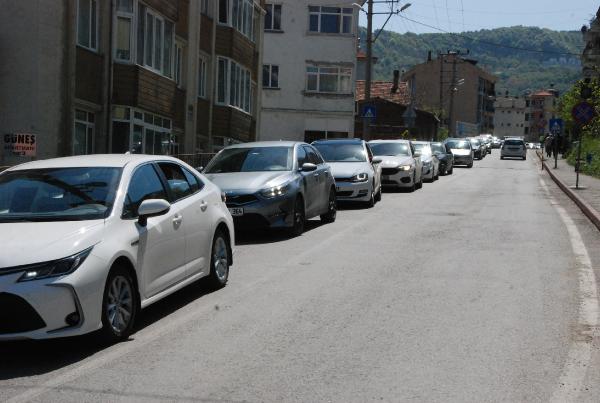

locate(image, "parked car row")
(0, 134), (495, 342)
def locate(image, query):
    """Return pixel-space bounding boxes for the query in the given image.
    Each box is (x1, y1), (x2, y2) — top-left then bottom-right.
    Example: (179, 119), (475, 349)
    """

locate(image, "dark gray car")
(203, 141), (337, 236)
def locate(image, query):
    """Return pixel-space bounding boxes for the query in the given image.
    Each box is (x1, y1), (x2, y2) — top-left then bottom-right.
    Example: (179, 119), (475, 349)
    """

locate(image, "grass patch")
(566, 134), (600, 179)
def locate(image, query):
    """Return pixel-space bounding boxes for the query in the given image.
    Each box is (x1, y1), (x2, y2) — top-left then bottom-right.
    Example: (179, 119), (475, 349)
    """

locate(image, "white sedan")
(0, 155), (234, 341)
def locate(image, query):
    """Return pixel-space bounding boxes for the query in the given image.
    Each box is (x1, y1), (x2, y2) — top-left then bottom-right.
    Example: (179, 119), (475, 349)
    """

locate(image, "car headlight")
(18, 247), (94, 282)
(260, 184), (290, 198)
(350, 173), (369, 182)
(399, 165), (412, 171)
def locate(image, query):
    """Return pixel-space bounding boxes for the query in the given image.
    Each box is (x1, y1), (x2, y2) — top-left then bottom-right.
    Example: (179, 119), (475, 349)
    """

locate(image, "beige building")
(493, 96), (529, 139)
(402, 52), (496, 137)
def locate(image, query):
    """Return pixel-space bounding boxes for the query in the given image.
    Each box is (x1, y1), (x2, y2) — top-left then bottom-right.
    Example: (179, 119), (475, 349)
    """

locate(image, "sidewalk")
(537, 150), (600, 230)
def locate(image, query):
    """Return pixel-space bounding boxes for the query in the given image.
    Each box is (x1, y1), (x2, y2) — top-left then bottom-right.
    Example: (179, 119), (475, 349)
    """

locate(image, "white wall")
(259, 0), (358, 141)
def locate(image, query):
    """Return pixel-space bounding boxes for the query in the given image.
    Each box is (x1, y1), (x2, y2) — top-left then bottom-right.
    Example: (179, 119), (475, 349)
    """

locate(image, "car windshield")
(413, 144), (432, 156)
(205, 147), (293, 173)
(505, 140), (524, 146)
(313, 143), (367, 162)
(470, 139), (481, 146)
(447, 140), (471, 150)
(0, 167), (121, 222)
(430, 144), (445, 153)
(369, 143), (410, 156)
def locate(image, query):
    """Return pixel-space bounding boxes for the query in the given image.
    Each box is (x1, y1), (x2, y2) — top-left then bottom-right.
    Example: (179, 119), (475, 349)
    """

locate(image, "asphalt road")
(2, 151), (600, 403)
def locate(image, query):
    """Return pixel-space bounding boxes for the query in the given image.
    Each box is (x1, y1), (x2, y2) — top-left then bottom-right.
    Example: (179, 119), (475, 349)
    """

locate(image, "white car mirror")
(138, 199), (171, 227)
(372, 156), (383, 164)
(301, 163), (317, 172)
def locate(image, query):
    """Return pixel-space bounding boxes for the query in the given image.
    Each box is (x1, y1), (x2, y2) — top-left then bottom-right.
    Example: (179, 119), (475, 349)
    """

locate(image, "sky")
(360, 0), (599, 34)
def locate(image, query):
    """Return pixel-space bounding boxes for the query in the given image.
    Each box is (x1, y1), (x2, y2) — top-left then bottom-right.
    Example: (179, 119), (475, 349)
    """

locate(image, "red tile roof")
(531, 91), (554, 97)
(356, 80), (411, 105)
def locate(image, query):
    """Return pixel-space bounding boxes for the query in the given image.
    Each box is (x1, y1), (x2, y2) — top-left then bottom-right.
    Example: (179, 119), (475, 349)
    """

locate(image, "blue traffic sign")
(549, 118), (564, 136)
(361, 105), (377, 119)
(572, 102), (595, 125)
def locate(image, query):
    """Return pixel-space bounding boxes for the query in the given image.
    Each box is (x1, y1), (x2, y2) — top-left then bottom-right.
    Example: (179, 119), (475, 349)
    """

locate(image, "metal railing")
(173, 153), (217, 170)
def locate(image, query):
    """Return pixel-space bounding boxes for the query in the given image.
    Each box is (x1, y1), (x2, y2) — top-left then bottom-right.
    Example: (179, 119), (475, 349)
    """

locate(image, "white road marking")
(539, 178), (599, 403)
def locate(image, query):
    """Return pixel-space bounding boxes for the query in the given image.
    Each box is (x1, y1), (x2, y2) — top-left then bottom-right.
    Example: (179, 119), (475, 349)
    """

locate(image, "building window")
(306, 65), (352, 94)
(174, 42), (185, 87)
(74, 109), (95, 155)
(112, 106), (174, 155)
(308, 6), (353, 34)
(115, 0), (134, 61)
(135, 4), (174, 78)
(198, 56), (207, 98)
(77, 0), (98, 50)
(219, 0), (255, 40)
(304, 131), (348, 143)
(265, 4), (282, 31)
(201, 0), (211, 16)
(263, 64), (279, 88)
(217, 57), (253, 113)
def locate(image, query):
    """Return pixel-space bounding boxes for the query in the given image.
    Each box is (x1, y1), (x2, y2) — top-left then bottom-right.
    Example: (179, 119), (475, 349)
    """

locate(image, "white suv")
(501, 138), (527, 160)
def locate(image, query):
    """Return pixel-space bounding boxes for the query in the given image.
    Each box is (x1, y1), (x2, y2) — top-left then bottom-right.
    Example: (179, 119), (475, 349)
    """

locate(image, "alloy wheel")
(213, 236), (229, 283)
(106, 275), (134, 334)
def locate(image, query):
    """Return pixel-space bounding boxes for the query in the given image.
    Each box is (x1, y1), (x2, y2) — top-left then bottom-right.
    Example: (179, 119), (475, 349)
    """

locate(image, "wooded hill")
(360, 26), (584, 96)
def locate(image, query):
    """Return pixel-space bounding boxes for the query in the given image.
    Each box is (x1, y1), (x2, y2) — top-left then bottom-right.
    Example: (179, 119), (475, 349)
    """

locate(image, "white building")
(258, 1), (362, 142)
(493, 96), (529, 139)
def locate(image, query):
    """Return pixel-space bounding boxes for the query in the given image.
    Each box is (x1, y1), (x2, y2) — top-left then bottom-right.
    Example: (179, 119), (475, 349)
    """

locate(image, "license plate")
(228, 207), (244, 217)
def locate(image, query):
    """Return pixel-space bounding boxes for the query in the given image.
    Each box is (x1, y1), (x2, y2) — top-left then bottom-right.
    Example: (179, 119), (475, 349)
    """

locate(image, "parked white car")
(0, 155), (234, 341)
(412, 141), (440, 182)
(501, 138), (527, 160)
(369, 139), (423, 191)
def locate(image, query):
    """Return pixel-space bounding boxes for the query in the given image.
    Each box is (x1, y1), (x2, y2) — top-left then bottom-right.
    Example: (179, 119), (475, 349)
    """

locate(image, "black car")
(469, 138), (485, 160)
(430, 142), (454, 175)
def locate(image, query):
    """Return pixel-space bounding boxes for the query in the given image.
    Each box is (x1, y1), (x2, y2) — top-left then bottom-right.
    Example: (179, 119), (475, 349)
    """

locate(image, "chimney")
(427, 51), (432, 62)
(392, 70), (400, 93)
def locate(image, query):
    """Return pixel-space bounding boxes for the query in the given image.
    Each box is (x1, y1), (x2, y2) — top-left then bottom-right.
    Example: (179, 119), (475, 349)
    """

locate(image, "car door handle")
(173, 214), (183, 226)
(200, 201), (208, 212)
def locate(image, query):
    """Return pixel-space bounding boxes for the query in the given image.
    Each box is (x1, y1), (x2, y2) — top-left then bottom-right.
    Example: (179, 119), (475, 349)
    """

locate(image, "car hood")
(420, 155), (434, 163)
(327, 162), (370, 178)
(451, 149), (471, 156)
(378, 156), (414, 168)
(204, 171), (295, 193)
(0, 220), (105, 268)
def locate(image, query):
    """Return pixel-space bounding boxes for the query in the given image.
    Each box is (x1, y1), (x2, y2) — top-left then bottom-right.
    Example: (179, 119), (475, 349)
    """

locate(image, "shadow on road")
(0, 278), (219, 380)
(235, 219), (324, 245)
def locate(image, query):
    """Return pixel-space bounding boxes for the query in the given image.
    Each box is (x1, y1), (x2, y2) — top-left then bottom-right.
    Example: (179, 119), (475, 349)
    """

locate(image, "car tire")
(290, 197), (306, 237)
(501, 156), (505, 160)
(467, 162), (473, 168)
(207, 230), (230, 289)
(417, 175), (423, 189)
(448, 166), (454, 175)
(366, 190), (375, 208)
(375, 186), (382, 202)
(409, 173), (416, 192)
(101, 265), (138, 343)
(523, 156), (527, 161)
(320, 188), (337, 224)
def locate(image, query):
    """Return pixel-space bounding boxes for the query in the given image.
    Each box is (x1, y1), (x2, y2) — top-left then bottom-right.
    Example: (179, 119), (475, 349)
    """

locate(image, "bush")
(566, 134), (600, 178)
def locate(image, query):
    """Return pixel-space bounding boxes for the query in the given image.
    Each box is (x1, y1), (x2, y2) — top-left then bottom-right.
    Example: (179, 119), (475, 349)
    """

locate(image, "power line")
(397, 14), (584, 56)
(444, 0), (452, 31)
(431, 0), (440, 27)
(414, 4), (591, 16)
(458, 0), (465, 32)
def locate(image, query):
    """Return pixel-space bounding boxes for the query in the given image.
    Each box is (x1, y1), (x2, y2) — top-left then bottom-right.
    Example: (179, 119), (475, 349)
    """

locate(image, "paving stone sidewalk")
(542, 154), (600, 215)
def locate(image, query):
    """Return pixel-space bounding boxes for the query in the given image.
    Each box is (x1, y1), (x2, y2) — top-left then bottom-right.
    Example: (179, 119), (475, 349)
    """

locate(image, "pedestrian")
(545, 135), (553, 158)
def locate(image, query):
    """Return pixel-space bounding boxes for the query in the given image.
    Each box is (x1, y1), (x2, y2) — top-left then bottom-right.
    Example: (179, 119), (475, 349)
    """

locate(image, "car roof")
(411, 141), (430, 145)
(368, 139), (410, 144)
(225, 141), (302, 149)
(6, 154), (183, 171)
(312, 139), (364, 145)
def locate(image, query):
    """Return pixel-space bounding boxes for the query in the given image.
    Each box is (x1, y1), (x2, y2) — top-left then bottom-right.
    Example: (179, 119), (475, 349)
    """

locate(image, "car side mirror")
(372, 156), (383, 164)
(414, 151), (421, 158)
(195, 166), (204, 173)
(301, 162), (317, 172)
(138, 199), (171, 227)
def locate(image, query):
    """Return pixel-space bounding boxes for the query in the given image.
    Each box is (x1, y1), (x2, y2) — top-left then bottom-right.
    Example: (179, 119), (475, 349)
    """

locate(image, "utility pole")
(448, 53), (458, 137)
(438, 52), (444, 135)
(363, 0), (374, 141)
(360, 1), (411, 140)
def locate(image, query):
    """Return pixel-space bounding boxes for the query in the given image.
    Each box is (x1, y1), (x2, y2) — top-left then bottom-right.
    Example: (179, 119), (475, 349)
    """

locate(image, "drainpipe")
(105, 0), (115, 153)
(255, 3), (266, 141)
(207, 0), (218, 152)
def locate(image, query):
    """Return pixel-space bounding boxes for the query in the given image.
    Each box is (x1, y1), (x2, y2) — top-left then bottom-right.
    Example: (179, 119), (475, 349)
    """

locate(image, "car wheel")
(434, 169), (439, 181)
(467, 162), (473, 168)
(523, 156), (527, 161)
(366, 190), (375, 208)
(375, 186), (382, 202)
(290, 197), (305, 236)
(101, 266), (138, 342)
(207, 230), (230, 289)
(417, 175), (423, 189)
(501, 156), (505, 160)
(448, 166), (454, 175)
(320, 188), (337, 224)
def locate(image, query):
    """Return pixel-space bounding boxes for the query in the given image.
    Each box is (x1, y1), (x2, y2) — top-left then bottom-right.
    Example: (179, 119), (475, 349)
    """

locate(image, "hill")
(360, 26), (584, 96)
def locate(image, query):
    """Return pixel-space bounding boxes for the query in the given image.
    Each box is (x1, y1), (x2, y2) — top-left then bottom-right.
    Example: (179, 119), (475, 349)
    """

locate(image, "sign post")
(571, 102), (596, 189)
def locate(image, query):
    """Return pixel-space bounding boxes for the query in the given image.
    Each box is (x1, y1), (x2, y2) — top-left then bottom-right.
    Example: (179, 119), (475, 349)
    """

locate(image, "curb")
(536, 151), (600, 231)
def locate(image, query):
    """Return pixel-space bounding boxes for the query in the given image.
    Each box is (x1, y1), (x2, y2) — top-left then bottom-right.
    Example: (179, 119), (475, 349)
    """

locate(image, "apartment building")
(0, 0), (265, 166)
(528, 90), (559, 141)
(258, 1), (361, 142)
(402, 53), (496, 137)
(493, 96), (529, 139)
